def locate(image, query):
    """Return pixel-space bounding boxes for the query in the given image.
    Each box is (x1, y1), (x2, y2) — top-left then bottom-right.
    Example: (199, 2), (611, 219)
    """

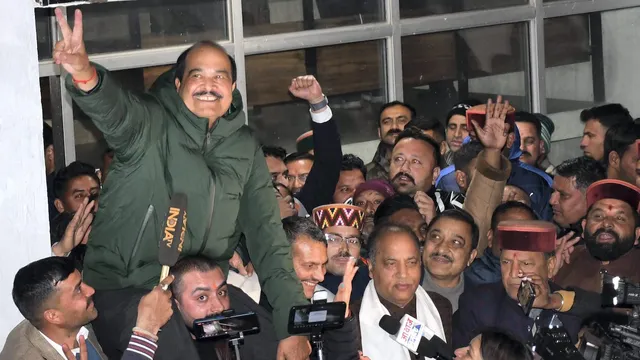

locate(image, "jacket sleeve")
(452, 288), (484, 350)
(463, 150), (512, 255)
(296, 111), (343, 212)
(121, 334), (158, 360)
(238, 147), (309, 340)
(65, 64), (159, 163)
(323, 315), (360, 360)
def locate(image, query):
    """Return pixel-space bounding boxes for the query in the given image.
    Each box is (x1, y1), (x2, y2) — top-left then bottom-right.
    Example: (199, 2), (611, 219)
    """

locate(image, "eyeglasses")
(324, 233), (361, 246)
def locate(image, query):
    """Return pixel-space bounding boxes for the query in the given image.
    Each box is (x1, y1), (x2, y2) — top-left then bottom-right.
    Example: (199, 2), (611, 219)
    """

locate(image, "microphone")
(379, 314), (453, 360)
(158, 193), (188, 283)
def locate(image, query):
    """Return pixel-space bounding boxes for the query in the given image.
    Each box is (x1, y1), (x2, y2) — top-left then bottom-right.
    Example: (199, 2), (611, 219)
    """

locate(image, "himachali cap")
(313, 204), (366, 231)
(296, 130), (314, 153)
(586, 179), (640, 212)
(466, 103), (517, 129)
(353, 179), (395, 201)
(497, 220), (556, 253)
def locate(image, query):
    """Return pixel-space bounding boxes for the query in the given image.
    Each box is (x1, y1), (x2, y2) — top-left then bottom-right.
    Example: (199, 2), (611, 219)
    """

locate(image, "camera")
(579, 274), (640, 360)
(532, 314), (584, 360)
(193, 310), (260, 341)
(287, 302), (346, 335)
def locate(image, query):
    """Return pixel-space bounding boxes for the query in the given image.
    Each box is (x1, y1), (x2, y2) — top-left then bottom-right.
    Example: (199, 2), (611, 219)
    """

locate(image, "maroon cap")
(586, 179), (640, 212)
(353, 180), (395, 201)
(497, 220), (556, 253)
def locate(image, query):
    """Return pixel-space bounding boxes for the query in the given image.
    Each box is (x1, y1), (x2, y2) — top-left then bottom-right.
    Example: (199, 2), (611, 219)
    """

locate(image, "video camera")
(532, 275), (640, 360)
(580, 274), (640, 360)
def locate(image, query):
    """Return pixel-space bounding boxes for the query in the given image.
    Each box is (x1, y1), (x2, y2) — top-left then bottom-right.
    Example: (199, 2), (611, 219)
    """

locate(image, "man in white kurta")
(359, 223), (447, 360)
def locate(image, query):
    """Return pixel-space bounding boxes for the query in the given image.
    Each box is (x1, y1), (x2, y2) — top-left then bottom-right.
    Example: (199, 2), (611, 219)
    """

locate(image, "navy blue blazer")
(452, 282), (582, 349)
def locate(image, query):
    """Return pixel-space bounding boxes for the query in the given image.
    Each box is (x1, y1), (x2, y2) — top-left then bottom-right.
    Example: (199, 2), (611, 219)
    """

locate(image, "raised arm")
(53, 8), (157, 163)
(289, 76), (343, 211)
(464, 97), (512, 255)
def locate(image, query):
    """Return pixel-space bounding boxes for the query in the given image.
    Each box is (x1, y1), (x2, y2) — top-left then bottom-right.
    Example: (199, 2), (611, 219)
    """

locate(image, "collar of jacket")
(372, 141), (393, 168)
(149, 67), (245, 147)
(482, 247), (501, 270)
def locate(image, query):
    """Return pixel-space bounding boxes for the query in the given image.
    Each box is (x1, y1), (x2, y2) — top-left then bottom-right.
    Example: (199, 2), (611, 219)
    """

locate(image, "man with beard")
(554, 179), (640, 292)
(313, 204), (370, 302)
(388, 127), (443, 224)
(333, 154), (367, 204)
(366, 101), (416, 181)
(550, 157), (606, 236)
(422, 209), (479, 312)
(603, 122), (640, 186)
(443, 100), (483, 166)
(353, 179), (395, 246)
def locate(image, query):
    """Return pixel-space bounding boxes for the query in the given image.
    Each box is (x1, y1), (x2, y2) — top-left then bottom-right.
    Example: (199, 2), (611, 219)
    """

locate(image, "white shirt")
(39, 326), (89, 359)
(309, 106), (332, 124)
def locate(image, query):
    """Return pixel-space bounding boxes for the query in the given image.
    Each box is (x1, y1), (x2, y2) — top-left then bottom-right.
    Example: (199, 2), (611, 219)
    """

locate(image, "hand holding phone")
(517, 279), (536, 316)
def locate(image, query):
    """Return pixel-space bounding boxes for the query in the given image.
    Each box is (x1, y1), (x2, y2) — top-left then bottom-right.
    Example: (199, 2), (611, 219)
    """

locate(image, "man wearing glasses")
(313, 204), (370, 302)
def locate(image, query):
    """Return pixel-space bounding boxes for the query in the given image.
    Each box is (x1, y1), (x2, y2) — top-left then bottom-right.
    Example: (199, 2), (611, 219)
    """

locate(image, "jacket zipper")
(198, 177), (216, 254)
(127, 204), (154, 273)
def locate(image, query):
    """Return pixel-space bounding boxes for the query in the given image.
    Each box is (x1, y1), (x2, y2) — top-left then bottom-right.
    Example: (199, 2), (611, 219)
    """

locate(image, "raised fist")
(289, 75), (324, 105)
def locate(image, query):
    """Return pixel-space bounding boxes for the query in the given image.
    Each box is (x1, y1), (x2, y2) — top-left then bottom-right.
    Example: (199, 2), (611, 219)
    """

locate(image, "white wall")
(0, 0), (51, 348)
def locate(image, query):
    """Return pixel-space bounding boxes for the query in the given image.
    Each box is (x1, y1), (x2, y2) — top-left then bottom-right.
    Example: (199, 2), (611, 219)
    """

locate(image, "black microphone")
(158, 193), (187, 284)
(379, 314), (453, 360)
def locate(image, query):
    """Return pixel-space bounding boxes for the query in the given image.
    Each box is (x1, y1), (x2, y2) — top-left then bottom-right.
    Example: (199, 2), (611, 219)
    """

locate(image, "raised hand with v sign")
(53, 8), (97, 91)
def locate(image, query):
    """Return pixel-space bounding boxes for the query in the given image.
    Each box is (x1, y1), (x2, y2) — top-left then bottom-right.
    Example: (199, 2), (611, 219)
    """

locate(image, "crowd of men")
(2, 7), (640, 360)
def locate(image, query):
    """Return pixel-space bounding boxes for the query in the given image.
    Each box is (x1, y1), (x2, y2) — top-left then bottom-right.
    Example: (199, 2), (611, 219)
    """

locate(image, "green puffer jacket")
(65, 65), (307, 338)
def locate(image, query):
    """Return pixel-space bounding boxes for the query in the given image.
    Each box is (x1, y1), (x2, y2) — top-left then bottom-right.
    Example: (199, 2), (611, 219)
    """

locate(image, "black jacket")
(453, 282), (582, 349)
(320, 265), (370, 303)
(296, 117), (342, 213)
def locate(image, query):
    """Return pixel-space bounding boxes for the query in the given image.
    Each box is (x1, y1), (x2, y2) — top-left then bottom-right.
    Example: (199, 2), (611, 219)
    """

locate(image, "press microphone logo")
(400, 318), (422, 349)
(163, 207), (180, 248)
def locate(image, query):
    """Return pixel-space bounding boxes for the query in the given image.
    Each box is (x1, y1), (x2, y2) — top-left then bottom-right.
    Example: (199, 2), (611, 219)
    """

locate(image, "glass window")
(246, 41), (387, 150)
(402, 23), (530, 122)
(66, 0), (227, 54)
(36, 9), (53, 60)
(243, 0), (384, 37)
(400, 0), (527, 18)
(544, 14), (604, 115)
(72, 66), (170, 167)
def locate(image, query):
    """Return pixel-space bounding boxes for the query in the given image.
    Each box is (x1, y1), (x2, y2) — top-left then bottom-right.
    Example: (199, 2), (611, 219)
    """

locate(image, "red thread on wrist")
(72, 68), (97, 85)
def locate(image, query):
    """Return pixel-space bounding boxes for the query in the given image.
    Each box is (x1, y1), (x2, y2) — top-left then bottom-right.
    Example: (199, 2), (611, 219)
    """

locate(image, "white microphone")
(379, 314), (453, 360)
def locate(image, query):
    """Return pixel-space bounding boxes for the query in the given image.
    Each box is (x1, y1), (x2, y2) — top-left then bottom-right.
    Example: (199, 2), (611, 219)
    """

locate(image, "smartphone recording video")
(193, 312), (260, 341)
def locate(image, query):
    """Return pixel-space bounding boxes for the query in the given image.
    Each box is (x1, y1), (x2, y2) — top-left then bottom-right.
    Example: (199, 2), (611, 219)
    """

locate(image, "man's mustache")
(333, 251), (351, 259)
(521, 151), (532, 158)
(193, 90), (223, 98)
(392, 172), (415, 184)
(430, 253), (453, 262)
(593, 228), (620, 242)
(386, 129), (402, 136)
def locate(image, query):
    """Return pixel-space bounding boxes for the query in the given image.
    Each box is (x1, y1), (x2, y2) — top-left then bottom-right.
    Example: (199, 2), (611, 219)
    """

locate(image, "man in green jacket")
(53, 9), (311, 360)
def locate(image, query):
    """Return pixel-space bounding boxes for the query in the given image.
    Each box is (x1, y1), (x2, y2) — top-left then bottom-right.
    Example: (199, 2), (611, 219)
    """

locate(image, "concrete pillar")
(0, 0), (51, 347)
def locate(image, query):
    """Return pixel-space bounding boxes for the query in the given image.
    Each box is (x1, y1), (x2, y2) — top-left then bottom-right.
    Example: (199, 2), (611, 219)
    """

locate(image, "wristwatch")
(309, 95), (328, 111)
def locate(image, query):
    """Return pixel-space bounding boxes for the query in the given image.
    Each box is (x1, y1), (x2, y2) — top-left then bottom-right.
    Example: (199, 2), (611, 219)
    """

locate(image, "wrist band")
(73, 68), (97, 85)
(556, 290), (575, 312)
(309, 95), (328, 111)
(132, 327), (159, 342)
